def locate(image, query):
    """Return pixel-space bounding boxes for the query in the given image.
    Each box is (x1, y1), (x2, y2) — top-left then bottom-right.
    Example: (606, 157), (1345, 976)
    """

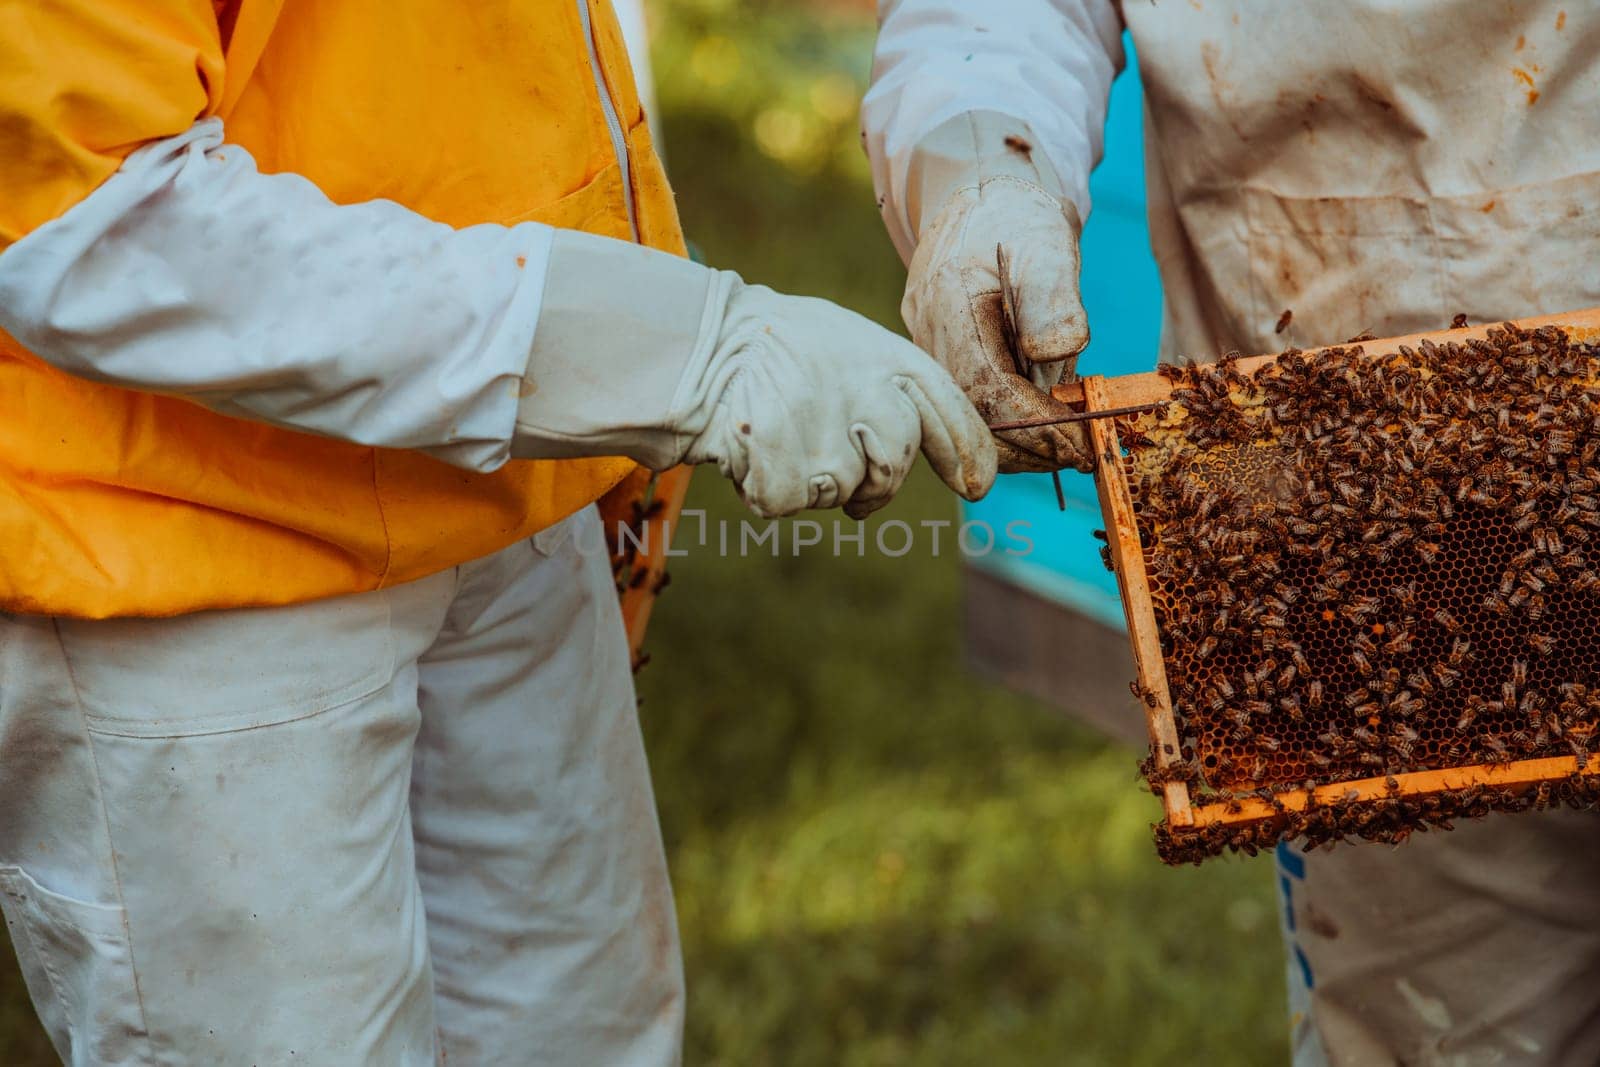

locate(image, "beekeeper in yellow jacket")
(865, 1), (1600, 1063)
(0, 2), (997, 1063)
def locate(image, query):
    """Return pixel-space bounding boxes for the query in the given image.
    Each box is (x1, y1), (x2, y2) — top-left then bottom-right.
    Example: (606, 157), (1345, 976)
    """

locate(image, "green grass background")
(0, 2), (1286, 1062)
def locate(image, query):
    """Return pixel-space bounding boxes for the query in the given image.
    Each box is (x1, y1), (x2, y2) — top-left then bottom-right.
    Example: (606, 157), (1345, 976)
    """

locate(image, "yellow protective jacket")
(0, 0), (685, 618)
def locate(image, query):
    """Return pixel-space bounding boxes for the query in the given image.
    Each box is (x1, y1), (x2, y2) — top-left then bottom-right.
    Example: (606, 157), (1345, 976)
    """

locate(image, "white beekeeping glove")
(899, 110), (1092, 473)
(515, 229), (997, 518)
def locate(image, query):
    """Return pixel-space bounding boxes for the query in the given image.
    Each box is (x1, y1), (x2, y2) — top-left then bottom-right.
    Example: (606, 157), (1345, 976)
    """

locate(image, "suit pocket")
(54, 586), (397, 739)
(0, 866), (146, 1065)
(1241, 186), (1446, 351)
(1429, 169), (1600, 323)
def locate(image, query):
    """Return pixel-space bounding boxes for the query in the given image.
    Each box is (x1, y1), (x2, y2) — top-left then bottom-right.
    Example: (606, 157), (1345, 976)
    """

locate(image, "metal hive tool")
(1056, 308), (1600, 864)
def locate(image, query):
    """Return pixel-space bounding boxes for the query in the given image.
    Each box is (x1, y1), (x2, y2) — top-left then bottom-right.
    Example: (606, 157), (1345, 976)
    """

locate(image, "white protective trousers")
(0, 507), (683, 1065)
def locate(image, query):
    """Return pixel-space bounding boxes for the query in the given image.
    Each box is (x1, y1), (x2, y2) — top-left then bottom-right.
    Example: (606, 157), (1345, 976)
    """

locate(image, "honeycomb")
(1118, 322), (1600, 862)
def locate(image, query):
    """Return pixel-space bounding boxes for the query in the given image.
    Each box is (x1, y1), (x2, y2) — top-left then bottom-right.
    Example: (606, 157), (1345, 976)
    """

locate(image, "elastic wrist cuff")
(512, 229), (734, 467)
(904, 110), (1069, 242)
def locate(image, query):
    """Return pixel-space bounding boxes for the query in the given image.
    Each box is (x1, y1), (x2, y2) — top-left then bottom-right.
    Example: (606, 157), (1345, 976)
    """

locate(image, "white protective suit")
(1, 511), (677, 1065)
(867, 2), (1600, 1063)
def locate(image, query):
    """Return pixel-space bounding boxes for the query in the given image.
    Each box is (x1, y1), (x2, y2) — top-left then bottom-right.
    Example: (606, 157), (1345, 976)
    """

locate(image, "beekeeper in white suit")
(0, 2), (997, 1063)
(865, 1), (1600, 1062)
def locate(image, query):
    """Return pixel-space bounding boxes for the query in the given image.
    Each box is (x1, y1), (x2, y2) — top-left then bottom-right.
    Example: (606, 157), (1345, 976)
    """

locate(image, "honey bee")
(1383, 629), (1415, 655)
(1390, 691), (1424, 718)
(1407, 671), (1436, 696)
(1341, 596), (1382, 623)
(1383, 528), (1416, 550)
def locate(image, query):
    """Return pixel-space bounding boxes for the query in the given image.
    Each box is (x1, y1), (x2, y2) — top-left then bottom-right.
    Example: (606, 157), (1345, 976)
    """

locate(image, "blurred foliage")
(653, 0), (877, 181)
(639, 469), (1290, 1065)
(648, 0), (905, 328)
(0, 954), (49, 1063)
(0, 3), (1287, 1064)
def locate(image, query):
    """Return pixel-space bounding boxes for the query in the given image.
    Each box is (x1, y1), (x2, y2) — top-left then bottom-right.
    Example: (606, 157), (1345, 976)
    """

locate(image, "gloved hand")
(899, 111), (1093, 473)
(513, 229), (997, 518)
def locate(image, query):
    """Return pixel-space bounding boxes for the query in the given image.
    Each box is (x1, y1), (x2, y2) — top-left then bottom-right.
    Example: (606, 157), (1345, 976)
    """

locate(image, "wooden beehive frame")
(1055, 308), (1600, 836)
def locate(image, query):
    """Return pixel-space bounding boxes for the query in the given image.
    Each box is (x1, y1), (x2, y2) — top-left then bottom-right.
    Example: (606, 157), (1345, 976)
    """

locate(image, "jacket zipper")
(576, 0), (639, 240)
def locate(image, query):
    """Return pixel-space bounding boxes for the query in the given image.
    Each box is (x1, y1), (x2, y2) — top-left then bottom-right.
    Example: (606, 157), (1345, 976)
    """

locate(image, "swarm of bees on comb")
(1118, 321), (1600, 864)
